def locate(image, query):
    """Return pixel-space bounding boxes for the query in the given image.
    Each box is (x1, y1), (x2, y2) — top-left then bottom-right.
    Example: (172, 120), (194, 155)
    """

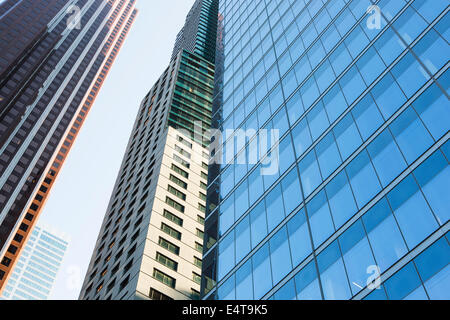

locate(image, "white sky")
(38, 0), (196, 300)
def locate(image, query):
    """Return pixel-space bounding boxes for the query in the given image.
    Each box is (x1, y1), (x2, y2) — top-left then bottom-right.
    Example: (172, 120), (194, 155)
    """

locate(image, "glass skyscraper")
(1, 224), (69, 300)
(172, 0), (219, 63)
(201, 0), (449, 300)
(0, 0), (137, 292)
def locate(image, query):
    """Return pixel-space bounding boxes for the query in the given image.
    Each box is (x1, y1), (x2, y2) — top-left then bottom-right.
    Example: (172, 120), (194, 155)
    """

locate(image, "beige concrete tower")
(79, 45), (215, 300)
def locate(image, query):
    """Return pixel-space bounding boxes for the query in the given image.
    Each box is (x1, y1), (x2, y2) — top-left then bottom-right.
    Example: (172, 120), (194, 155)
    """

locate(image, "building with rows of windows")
(201, 0), (449, 300)
(0, 224), (68, 300)
(79, 0), (219, 301)
(0, 0), (137, 293)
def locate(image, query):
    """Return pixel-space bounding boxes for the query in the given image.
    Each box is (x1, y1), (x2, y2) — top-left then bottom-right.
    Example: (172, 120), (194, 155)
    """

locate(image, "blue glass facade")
(201, 0), (449, 300)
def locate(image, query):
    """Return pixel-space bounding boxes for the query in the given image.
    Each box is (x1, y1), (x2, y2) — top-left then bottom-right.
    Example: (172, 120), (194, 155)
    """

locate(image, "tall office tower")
(0, 0), (138, 293)
(79, 0), (218, 301)
(1, 224), (69, 300)
(172, 0), (219, 63)
(202, 0), (449, 300)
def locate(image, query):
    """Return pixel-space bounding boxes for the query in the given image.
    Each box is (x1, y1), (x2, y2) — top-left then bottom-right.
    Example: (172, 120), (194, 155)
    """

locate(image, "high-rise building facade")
(0, 224), (69, 300)
(79, 0), (218, 301)
(202, 0), (449, 300)
(172, 0), (219, 63)
(0, 0), (137, 293)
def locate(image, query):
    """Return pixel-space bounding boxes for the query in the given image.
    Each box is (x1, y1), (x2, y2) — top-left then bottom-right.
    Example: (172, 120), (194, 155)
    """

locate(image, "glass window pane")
(325, 170), (357, 229)
(321, 24), (340, 53)
(388, 175), (439, 249)
(298, 151), (322, 197)
(363, 286), (388, 300)
(414, 151), (450, 226)
(371, 73), (406, 120)
(362, 198), (408, 272)
(357, 47), (385, 85)
(307, 101), (329, 141)
(265, 184), (286, 232)
(316, 132), (342, 179)
(323, 84), (348, 123)
(339, 220), (376, 295)
(294, 261), (322, 300)
(278, 51), (293, 76)
(235, 259), (254, 300)
(434, 11), (450, 47)
(286, 91), (304, 124)
(217, 273), (236, 300)
(330, 43), (352, 75)
(412, 0), (448, 23)
(218, 231), (235, 281)
(235, 215), (251, 263)
(351, 95), (383, 141)
(391, 52), (430, 98)
(414, 237), (450, 300)
(315, 60), (335, 94)
(346, 150), (381, 208)
(292, 118), (312, 158)
(235, 181), (249, 220)
(282, 69), (298, 98)
(274, 278), (297, 300)
(262, 148), (280, 189)
(221, 165), (234, 198)
(294, 56), (311, 84)
(389, 107), (434, 164)
(345, 26), (369, 59)
(374, 28), (405, 66)
(248, 166), (264, 205)
(384, 262), (422, 300)
(339, 66), (365, 104)
(281, 167), (302, 214)
(393, 6), (427, 45)
(219, 195), (235, 236)
(317, 241), (352, 300)
(404, 285), (429, 300)
(367, 129), (407, 187)
(269, 226), (293, 284)
(422, 264), (450, 300)
(307, 190), (335, 248)
(250, 201), (268, 248)
(413, 84), (450, 140)
(258, 98), (272, 126)
(307, 41), (326, 69)
(333, 113), (362, 160)
(413, 29), (448, 75)
(278, 135), (295, 174)
(252, 243), (273, 299)
(272, 107), (290, 137)
(287, 209), (312, 267)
